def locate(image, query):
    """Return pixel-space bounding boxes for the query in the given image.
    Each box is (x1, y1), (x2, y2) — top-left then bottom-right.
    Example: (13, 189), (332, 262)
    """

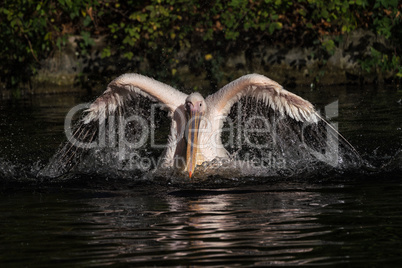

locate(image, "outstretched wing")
(207, 74), (318, 123)
(41, 74), (188, 178)
(83, 73), (188, 123)
(206, 74), (360, 171)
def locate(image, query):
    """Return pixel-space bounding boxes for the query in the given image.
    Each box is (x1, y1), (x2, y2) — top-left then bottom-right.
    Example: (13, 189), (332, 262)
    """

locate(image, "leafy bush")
(0, 0), (401, 89)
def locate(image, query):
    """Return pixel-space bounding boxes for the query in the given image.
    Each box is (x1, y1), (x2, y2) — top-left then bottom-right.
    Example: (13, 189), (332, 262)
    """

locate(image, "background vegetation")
(0, 0), (401, 90)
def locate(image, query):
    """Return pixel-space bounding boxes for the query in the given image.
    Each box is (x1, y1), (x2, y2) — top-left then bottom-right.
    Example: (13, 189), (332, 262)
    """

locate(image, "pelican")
(49, 73), (358, 179)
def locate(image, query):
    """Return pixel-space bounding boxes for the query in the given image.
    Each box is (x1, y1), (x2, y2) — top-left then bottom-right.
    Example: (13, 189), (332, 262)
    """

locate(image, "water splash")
(34, 94), (372, 186)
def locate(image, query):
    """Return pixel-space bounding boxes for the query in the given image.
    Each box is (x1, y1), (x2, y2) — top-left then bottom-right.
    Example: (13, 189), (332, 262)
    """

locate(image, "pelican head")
(185, 93), (206, 178)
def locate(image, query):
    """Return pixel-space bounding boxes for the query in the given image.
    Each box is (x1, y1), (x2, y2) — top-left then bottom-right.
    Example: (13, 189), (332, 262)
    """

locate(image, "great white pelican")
(47, 73), (359, 179)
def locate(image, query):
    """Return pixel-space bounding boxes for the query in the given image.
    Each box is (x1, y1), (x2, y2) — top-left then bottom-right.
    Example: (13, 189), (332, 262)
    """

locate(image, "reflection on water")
(1, 181), (402, 266)
(0, 84), (401, 266)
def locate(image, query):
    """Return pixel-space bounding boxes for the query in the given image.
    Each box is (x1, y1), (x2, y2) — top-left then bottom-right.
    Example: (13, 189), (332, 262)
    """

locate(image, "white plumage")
(39, 72), (362, 180)
(81, 73), (321, 175)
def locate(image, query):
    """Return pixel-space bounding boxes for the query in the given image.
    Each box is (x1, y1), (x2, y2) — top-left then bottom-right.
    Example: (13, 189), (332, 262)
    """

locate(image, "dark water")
(0, 84), (401, 266)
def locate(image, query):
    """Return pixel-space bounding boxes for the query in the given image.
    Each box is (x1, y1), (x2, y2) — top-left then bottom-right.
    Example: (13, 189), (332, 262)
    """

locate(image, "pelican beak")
(186, 110), (201, 178)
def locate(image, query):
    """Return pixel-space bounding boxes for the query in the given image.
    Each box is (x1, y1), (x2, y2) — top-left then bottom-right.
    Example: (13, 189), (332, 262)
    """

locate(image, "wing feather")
(41, 74), (188, 178)
(83, 73), (188, 123)
(210, 74), (361, 167)
(206, 74), (318, 123)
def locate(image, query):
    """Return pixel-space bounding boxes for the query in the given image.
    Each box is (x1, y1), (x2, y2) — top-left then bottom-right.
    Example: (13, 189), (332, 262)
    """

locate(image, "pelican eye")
(199, 103), (202, 107)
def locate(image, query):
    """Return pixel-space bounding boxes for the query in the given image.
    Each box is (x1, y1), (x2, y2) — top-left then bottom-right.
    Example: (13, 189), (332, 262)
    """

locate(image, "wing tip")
(81, 90), (121, 124)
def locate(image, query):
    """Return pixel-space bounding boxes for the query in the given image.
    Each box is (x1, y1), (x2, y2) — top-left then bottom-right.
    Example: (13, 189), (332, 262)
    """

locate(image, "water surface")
(0, 84), (401, 266)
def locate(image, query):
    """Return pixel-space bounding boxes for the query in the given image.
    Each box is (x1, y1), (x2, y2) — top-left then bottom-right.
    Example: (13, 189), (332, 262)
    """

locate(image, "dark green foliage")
(0, 0), (401, 89)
